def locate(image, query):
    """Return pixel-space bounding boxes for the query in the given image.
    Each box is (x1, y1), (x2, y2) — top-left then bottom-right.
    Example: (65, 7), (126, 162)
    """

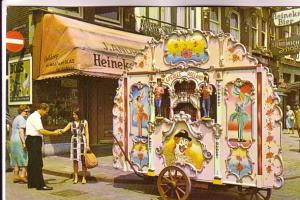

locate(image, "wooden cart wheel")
(157, 166), (191, 200)
(250, 188), (272, 200)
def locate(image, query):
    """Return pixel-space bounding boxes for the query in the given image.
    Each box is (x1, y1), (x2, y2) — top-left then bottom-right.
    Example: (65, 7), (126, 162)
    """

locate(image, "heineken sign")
(271, 36), (300, 56)
(273, 8), (300, 26)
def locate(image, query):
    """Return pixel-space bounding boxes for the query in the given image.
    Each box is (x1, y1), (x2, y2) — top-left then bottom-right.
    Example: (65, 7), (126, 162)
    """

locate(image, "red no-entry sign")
(6, 31), (25, 53)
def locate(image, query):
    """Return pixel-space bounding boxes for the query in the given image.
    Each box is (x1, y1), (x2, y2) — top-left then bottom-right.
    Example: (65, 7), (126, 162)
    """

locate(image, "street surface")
(5, 131), (300, 200)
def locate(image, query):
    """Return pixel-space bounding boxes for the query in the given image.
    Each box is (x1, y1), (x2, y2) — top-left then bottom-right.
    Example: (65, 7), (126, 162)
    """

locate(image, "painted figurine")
(154, 79), (165, 117)
(230, 103), (249, 141)
(201, 76), (213, 118)
(134, 94), (148, 137)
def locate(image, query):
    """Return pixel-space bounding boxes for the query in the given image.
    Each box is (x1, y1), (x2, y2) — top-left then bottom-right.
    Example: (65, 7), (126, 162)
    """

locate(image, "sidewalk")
(42, 130), (300, 184)
(42, 144), (148, 184)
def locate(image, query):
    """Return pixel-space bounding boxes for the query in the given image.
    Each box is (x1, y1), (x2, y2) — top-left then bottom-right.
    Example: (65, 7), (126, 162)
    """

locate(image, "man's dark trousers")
(25, 135), (45, 189)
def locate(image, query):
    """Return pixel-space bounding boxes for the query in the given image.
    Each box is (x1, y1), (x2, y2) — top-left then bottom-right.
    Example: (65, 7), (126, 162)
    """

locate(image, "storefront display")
(34, 78), (78, 129)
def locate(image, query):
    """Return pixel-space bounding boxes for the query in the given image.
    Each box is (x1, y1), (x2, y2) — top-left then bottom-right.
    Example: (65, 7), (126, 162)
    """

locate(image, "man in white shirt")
(25, 103), (62, 190)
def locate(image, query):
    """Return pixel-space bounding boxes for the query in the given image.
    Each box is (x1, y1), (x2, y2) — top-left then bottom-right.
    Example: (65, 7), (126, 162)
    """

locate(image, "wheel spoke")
(174, 169), (178, 179)
(176, 186), (186, 195)
(168, 169), (174, 181)
(175, 189), (181, 200)
(162, 176), (172, 183)
(177, 185), (186, 193)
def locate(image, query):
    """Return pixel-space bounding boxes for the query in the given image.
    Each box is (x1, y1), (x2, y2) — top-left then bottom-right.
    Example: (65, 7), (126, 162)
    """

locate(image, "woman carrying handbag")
(61, 108), (90, 184)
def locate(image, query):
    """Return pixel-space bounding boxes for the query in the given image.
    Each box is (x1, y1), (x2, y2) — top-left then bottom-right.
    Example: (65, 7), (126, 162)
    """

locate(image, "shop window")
(230, 11), (240, 41)
(295, 75), (300, 82)
(251, 16), (258, 49)
(48, 7), (83, 18)
(35, 78), (79, 128)
(209, 7), (221, 34)
(95, 7), (123, 27)
(283, 73), (291, 83)
(261, 20), (267, 47)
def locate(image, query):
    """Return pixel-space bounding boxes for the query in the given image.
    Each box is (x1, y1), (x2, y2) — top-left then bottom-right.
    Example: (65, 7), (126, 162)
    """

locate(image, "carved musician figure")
(200, 75), (213, 119)
(154, 79), (165, 117)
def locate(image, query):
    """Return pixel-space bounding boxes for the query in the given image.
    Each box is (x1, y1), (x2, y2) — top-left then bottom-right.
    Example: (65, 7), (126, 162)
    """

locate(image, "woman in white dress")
(61, 108), (90, 184)
(286, 105), (295, 134)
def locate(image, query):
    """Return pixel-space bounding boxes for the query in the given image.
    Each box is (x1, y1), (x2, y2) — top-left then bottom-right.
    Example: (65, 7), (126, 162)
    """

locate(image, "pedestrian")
(10, 105), (30, 183)
(25, 103), (62, 190)
(60, 108), (90, 184)
(295, 104), (300, 138)
(6, 109), (13, 171)
(285, 105), (295, 134)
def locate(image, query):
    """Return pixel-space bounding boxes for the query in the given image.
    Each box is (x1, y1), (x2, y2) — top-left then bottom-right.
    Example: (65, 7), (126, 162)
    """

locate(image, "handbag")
(291, 116), (295, 120)
(84, 151), (98, 169)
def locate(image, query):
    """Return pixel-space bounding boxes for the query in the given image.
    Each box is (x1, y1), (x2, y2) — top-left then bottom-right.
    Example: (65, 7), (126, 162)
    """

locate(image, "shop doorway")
(88, 78), (118, 144)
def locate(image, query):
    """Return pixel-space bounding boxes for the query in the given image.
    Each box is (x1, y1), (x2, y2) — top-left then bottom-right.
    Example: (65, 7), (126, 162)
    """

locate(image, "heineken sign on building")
(271, 36), (300, 56)
(273, 8), (300, 26)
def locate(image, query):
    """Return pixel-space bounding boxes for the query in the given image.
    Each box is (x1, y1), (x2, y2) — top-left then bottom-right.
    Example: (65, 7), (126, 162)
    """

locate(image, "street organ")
(112, 30), (284, 200)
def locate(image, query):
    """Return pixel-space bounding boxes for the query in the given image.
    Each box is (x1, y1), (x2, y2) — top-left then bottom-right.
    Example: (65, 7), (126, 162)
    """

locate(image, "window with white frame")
(161, 7), (171, 23)
(134, 7), (146, 32)
(95, 7), (123, 27)
(293, 24), (300, 61)
(209, 7), (221, 34)
(187, 7), (202, 30)
(291, 24), (300, 36)
(135, 7), (146, 17)
(270, 25), (275, 43)
(230, 11), (240, 41)
(261, 20), (267, 47)
(283, 26), (291, 38)
(148, 7), (160, 20)
(283, 26), (292, 59)
(177, 7), (186, 27)
(194, 7), (202, 30)
(251, 16), (258, 49)
(48, 7), (83, 18)
(188, 7), (197, 29)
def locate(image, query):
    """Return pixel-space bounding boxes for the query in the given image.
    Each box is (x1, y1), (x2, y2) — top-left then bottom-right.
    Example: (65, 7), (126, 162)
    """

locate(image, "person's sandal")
(81, 178), (86, 184)
(73, 177), (78, 184)
(19, 177), (28, 183)
(13, 176), (21, 183)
